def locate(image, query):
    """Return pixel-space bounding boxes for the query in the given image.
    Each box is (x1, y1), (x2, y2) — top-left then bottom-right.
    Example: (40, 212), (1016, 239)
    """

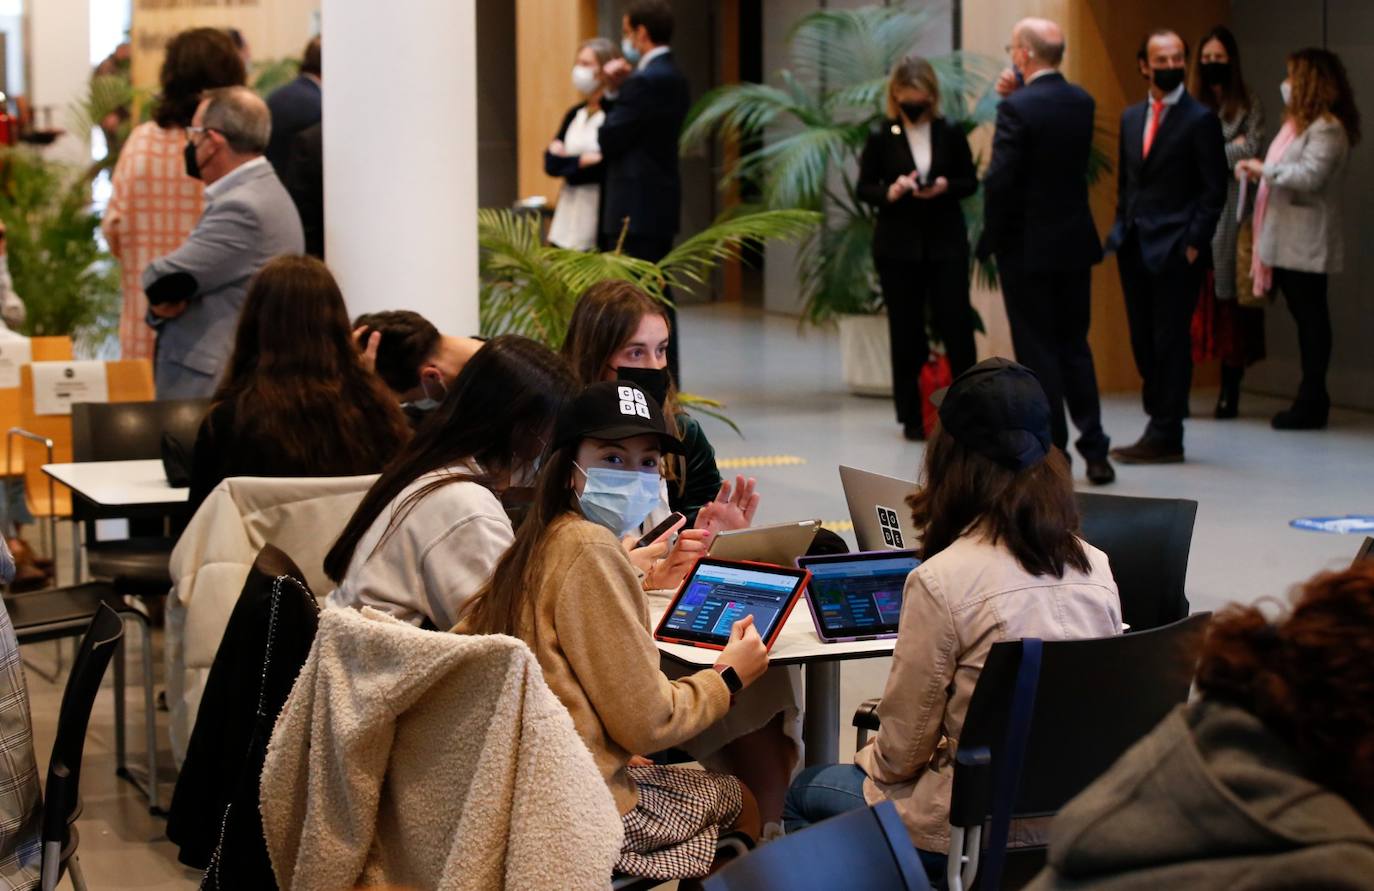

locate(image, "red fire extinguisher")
(919, 350), (953, 438)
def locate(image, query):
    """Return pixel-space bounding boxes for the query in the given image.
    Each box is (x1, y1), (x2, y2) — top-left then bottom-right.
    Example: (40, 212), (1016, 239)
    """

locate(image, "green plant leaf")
(659, 209), (820, 293)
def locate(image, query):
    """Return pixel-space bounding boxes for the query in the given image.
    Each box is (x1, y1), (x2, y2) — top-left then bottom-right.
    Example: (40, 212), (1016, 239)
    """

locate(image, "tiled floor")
(21, 302), (1373, 886)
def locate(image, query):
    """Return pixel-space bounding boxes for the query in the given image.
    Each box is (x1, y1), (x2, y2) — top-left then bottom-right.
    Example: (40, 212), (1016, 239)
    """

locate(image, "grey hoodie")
(1028, 699), (1374, 890)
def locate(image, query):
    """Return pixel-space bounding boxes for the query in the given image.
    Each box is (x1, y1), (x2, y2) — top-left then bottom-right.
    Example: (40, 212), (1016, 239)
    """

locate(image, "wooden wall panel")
(962, 0), (1229, 391)
(130, 0), (321, 90)
(516, 0), (600, 204)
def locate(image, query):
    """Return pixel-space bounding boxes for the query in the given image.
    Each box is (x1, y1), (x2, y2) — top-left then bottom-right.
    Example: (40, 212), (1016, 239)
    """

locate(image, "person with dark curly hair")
(103, 28), (246, 361)
(1029, 563), (1374, 888)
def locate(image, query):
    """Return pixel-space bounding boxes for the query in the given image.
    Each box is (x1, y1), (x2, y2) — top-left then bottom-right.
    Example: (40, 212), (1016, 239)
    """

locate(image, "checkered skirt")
(615, 765), (743, 879)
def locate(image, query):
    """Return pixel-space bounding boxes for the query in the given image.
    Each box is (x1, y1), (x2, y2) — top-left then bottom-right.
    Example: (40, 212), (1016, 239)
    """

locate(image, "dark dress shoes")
(1214, 393), (1239, 420)
(902, 422), (926, 442)
(1271, 404), (1328, 430)
(1109, 439), (1184, 464)
(1085, 457), (1116, 485)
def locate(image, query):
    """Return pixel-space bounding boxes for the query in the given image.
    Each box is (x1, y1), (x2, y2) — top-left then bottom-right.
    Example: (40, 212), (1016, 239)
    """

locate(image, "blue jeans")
(784, 763), (948, 886)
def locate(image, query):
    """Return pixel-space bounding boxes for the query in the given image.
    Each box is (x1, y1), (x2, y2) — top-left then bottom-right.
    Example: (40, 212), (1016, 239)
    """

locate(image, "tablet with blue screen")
(796, 550), (920, 643)
(654, 558), (811, 652)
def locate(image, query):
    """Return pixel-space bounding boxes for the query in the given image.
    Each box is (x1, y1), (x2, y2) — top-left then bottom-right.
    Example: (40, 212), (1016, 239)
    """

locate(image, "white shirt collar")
(205, 155), (269, 200)
(1026, 68), (1058, 84)
(1151, 81), (1186, 107)
(637, 45), (670, 71)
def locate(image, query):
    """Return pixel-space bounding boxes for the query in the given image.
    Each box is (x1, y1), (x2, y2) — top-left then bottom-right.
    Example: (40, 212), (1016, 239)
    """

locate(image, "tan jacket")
(512, 514), (730, 814)
(855, 534), (1121, 851)
(260, 607), (623, 891)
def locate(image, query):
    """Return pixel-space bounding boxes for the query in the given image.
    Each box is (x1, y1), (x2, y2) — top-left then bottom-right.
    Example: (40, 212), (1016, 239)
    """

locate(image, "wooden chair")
(11, 360), (155, 578)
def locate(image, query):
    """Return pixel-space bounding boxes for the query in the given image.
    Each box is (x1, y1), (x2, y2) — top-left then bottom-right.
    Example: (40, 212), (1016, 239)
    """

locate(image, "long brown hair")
(562, 280), (685, 482)
(155, 27), (246, 129)
(1192, 26), (1250, 120)
(324, 336), (574, 583)
(215, 256), (410, 477)
(907, 424), (1090, 578)
(1197, 563), (1374, 817)
(462, 444), (582, 636)
(1287, 47), (1362, 145)
(885, 55), (942, 120)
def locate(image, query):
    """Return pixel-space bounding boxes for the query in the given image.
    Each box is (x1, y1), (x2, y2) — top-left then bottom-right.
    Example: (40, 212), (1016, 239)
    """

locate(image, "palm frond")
(788, 6), (936, 90)
(928, 52), (1004, 127)
(797, 212), (882, 324)
(659, 209), (820, 292)
(734, 125), (861, 209)
(680, 82), (801, 150)
(677, 393), (743, 438)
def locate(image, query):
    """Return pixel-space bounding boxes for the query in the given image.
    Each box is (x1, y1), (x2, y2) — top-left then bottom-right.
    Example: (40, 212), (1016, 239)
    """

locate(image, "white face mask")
(1280, 80), (1292, 108)
(572, 64), (600, 96)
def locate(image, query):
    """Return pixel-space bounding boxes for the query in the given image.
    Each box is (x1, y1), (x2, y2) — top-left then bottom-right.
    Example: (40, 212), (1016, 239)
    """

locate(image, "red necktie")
(1143, 98), (1165, 157)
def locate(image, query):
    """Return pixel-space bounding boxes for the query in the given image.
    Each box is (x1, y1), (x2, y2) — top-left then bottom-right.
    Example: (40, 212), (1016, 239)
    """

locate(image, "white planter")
(837, 312), (893, 397)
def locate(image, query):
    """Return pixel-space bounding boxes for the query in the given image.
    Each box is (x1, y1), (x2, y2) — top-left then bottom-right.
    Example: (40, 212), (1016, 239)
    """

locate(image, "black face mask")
(899, 101), (930, 123)
(1151, 67), (1185, 93)
(183, 140), (202, 180)
(615, 366), (672, 409)
(1199, 62), (1230, 87)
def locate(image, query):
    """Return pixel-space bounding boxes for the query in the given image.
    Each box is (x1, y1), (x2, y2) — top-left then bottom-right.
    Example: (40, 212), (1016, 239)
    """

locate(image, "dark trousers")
(1274, 267), (1331, 407)
(999, 254), (1110, 462)
(1116, 239), (1205, 448)
(876, 254), (977, 426)
(619, 233), (680, 385)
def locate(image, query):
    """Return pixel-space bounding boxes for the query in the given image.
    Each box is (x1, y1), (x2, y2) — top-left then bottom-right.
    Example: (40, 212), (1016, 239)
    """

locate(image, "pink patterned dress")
(104, 121), (205, 360)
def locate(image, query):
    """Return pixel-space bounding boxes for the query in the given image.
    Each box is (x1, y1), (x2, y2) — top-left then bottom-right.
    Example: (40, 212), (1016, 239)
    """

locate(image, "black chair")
(947, 612), (1211, 891)
(70, 399), (207, 591)
(40, 602), (124, 891)
(6, 583), (160, 813)
(703, 802), (930, 891)
(1354, 536), (1374, 567)
(1075, 492), (1198, 631)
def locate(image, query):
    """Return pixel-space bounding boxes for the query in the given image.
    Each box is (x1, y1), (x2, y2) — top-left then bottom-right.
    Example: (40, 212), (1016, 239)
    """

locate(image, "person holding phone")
(857, 55), (979, 441)
(460, 381), (767, 881)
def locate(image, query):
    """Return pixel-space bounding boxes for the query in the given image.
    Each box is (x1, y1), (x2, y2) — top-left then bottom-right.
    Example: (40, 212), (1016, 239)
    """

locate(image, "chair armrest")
(948, 744), (993, 828)
(852, 697), (882, 732)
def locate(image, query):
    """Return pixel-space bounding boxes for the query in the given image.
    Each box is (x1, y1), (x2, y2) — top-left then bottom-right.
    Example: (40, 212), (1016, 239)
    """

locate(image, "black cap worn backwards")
(933, 358), (1052, 471)
(553, 380), (686, 455)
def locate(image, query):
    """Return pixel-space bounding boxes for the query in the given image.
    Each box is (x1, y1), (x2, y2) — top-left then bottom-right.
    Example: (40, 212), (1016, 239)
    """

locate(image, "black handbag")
(161, 432), (192, 488)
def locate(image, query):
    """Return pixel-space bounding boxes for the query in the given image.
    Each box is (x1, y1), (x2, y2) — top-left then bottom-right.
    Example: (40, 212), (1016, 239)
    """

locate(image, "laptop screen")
(801, 551), (920, 638)
(657, 560), (808, 647)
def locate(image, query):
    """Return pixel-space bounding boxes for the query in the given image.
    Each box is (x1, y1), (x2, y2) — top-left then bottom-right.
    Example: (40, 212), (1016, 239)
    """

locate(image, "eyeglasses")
(184, 125), (221, 141)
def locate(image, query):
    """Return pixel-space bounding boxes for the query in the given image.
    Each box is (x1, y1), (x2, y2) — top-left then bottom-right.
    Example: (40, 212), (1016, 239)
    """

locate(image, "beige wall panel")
(516, 0), (599, 205)
(131, 0), (320, 91)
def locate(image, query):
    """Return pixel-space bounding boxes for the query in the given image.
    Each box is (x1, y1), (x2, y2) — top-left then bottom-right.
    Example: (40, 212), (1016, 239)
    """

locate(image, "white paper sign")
(0, 336), (32, 389)
(31, 361), (109, 416)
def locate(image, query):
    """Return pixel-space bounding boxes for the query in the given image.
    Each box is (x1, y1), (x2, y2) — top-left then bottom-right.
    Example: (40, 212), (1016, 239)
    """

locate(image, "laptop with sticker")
(839, 465), (920, 552)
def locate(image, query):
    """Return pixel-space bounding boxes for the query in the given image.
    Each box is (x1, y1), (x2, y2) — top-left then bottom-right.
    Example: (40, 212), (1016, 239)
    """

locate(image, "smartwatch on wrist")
(713, 664), (743, 701)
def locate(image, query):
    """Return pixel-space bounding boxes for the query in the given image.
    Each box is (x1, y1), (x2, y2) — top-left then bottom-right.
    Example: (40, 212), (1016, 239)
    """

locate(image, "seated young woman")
(459, 380), (768, 881)
(323, 336), (574, 629)
(783, 358), (1122, 882)
(562, 280), (759, 588)
(186, 256), (411, 515)
(563, 279), (800, 835)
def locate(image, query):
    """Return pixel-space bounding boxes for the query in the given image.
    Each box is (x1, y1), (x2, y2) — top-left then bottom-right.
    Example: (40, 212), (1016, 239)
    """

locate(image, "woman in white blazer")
(1239, 48), (1360, 430)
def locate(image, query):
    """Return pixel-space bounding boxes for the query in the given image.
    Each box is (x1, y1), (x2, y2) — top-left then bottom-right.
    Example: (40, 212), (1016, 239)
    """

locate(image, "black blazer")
(857, 116), (978, 262)
(598, 51), (690, 241)
(543, 102), (607, 188)
(285, 122), (323, 259)
(265, 75), (321, 179)
(1106, 91), (1228, 274)
(977, 72), (1103, 269)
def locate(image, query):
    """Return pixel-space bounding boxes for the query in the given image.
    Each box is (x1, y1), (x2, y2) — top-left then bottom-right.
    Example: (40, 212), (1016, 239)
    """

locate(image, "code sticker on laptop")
(876, 505), (904, 548)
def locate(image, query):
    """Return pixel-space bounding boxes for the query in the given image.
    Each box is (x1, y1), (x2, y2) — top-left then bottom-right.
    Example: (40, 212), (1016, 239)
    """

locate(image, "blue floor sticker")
(1290, 515), (1374, 534)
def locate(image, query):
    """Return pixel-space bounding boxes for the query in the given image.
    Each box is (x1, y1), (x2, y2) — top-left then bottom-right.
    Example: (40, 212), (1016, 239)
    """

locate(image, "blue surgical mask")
(621, 37), (642, 65)
(575, 463), (660, 537)
(405, 375), (447, 413)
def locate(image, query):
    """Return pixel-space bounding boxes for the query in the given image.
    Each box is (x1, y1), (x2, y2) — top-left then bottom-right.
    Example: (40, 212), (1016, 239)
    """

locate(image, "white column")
(28, 0), (91, 166)
(322, 0), (479, 335)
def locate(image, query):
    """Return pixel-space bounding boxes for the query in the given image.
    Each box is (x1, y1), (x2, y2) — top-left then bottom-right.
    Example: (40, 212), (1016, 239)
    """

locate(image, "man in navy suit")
(265, 37), (321, 180)
(599, 0), (690, 382)
(978, 17), (1114, 485)
(1106, 30), (1227, 464)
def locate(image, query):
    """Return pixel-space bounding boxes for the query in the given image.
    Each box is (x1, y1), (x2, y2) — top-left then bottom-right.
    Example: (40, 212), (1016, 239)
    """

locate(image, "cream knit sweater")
(260, 607), (623, 890)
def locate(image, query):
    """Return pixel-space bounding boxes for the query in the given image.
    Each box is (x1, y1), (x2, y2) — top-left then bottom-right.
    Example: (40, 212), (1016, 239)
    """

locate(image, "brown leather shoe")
(1109, 439), (1184, 464)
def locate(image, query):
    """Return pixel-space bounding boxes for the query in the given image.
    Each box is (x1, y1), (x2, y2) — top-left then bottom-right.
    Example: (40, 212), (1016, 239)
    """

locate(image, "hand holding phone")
(635, 511), (685, 549)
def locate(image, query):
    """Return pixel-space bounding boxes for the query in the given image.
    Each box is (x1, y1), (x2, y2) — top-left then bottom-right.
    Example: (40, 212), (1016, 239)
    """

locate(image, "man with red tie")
(1106, 30), (1227, 464)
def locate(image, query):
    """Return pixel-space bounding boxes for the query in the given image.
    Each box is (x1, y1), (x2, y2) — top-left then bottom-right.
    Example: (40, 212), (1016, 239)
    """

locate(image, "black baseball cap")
(553, 381), (685, 454)
(933, 358), (1051, 470)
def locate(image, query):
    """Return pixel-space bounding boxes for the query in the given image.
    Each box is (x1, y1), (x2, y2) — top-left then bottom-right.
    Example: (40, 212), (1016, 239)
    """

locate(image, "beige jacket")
(1257, 116), (1350, 274)
(260, 607), (623, 891)
(855, 534), (1121, 852)
(510, 515), (730, 814)
(165, 473), (375, 763)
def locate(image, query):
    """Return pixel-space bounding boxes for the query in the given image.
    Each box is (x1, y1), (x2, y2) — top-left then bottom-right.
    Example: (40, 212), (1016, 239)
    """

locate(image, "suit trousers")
(618, 233), (680, 385)
(1116, 239), (1205, 447)
(998, 254), (1110, 461)
(876, 254), (977, 427)
(1273, 267), (1331, 408)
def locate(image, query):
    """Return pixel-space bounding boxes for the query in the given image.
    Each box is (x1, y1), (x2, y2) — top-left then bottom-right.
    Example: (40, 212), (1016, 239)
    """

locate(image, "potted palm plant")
(680, 5), (1002, 396)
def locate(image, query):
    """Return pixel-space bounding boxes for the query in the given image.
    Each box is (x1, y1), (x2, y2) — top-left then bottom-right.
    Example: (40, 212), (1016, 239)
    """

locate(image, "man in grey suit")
(143, 86), (304, 398)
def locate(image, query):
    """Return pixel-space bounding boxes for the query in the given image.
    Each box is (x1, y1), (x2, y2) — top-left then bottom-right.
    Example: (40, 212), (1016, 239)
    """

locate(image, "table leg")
(70, 521), (82, 584)
(803, 660), (841, 767)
